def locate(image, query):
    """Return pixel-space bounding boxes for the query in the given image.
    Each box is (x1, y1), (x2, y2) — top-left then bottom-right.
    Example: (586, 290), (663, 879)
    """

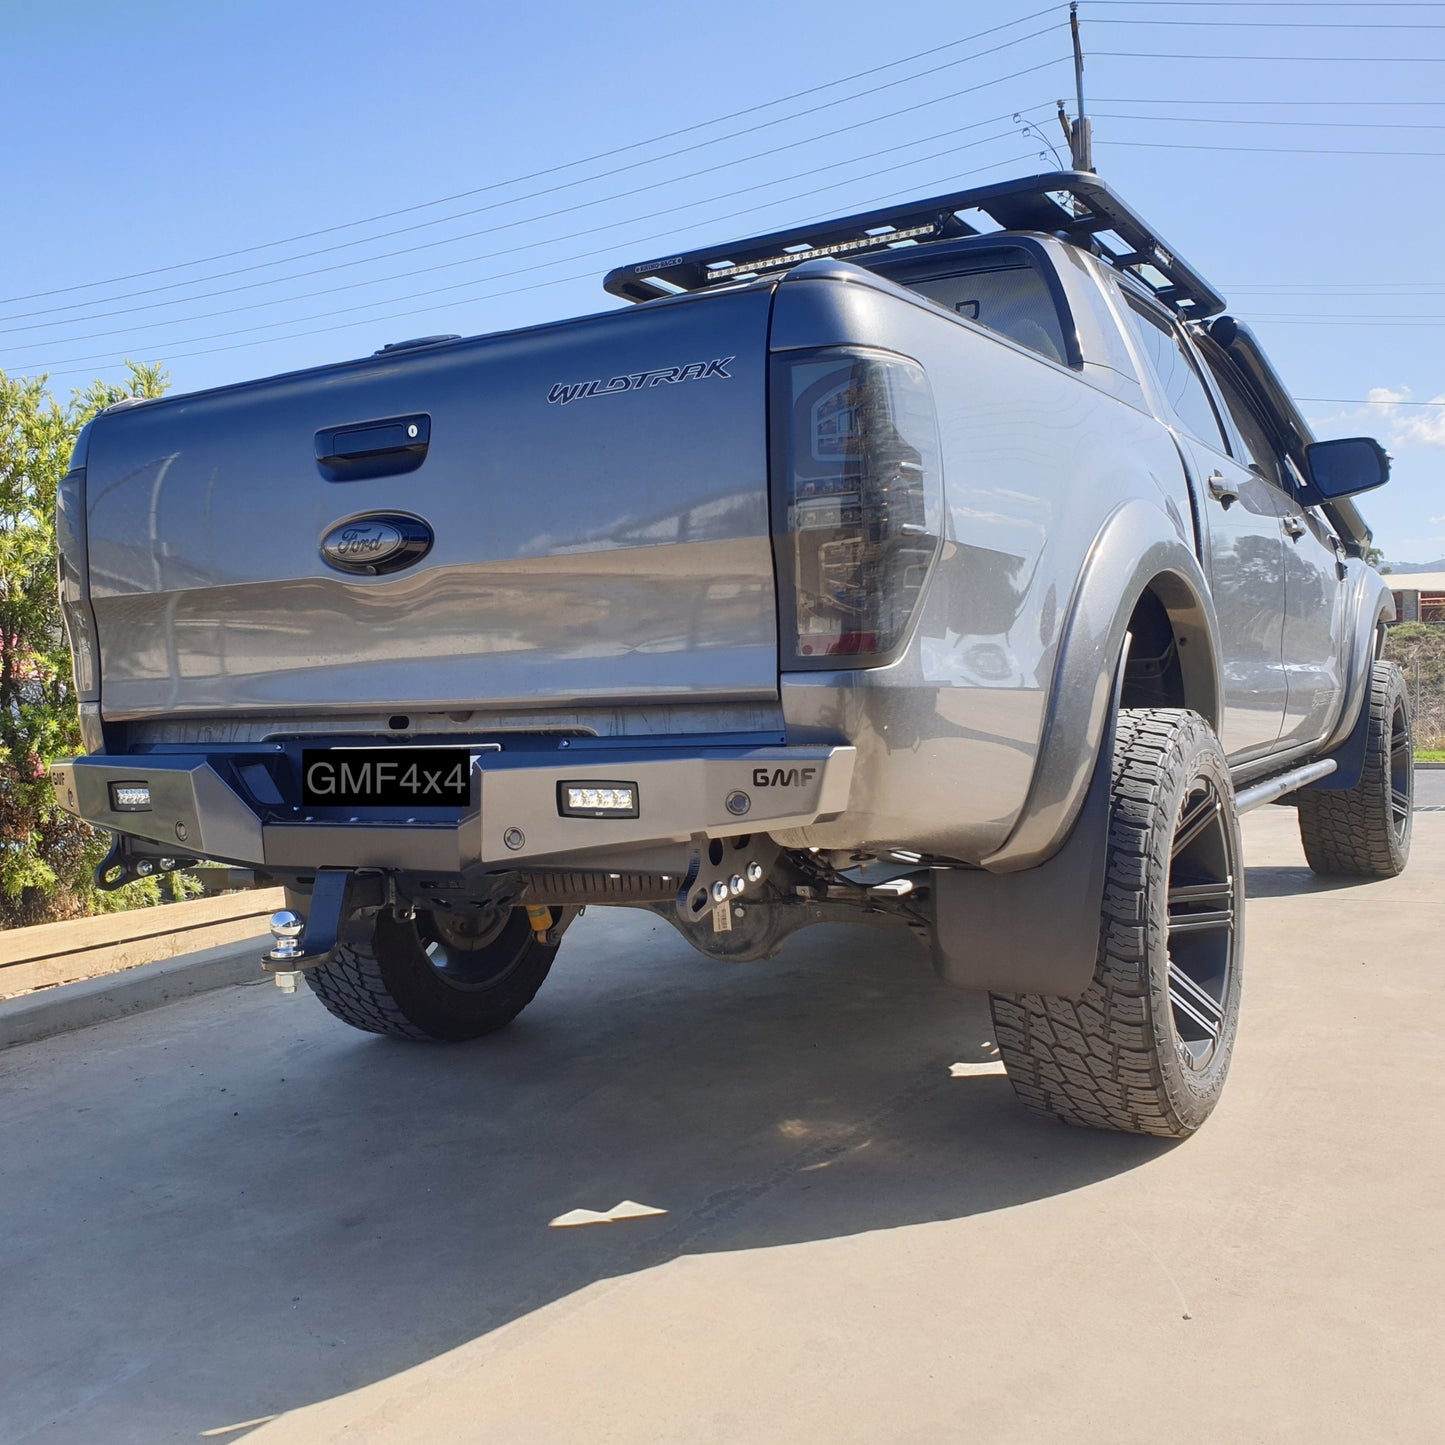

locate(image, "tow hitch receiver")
(261, 869), (358, 991)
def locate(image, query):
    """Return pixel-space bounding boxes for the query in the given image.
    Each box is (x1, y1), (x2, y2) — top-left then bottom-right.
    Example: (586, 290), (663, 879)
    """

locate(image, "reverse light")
(774, 349), (943, 667)
(110, 783), (152, 811)
(559, 783), (639, 818)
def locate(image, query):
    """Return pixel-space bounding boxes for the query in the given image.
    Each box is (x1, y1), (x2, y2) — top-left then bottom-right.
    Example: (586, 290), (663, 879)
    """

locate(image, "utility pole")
(1057, 2), (1094, 173)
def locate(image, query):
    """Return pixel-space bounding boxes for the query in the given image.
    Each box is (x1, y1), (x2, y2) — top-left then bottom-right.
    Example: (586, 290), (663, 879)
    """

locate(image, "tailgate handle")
(315, 414), (430, 480)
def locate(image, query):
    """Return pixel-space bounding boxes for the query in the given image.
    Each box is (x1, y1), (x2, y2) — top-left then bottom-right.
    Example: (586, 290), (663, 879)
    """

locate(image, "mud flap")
(1300, 676), (1372, 792)
(930, 714), (1114, 997)
(930, 654), (1125, 999)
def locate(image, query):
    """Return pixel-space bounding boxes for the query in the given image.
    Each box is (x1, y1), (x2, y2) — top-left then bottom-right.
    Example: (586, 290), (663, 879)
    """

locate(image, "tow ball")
(263, 911), (308, 993)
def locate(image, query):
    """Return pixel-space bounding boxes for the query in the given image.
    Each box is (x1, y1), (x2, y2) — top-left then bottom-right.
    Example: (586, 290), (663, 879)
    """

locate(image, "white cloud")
(1393, 404), (1445, 450)
(1312, 386), (1445, 451)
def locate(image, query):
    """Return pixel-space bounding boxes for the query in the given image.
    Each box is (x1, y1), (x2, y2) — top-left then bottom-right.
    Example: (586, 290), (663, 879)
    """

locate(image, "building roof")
(1388, 572), (1445, 592)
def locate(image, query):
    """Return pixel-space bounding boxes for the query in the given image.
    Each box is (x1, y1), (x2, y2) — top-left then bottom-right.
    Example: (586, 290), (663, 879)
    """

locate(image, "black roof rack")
(603, 170), (1226, 320)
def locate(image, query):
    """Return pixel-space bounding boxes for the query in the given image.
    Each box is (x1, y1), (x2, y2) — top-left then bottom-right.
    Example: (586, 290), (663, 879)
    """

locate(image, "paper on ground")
(548, 1199), (669, 1228)
(949, 1061), (1006, 1078)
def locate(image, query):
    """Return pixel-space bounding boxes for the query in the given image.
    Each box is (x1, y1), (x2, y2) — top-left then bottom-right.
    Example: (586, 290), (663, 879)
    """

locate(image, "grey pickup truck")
(53, 171), (1410, 1138)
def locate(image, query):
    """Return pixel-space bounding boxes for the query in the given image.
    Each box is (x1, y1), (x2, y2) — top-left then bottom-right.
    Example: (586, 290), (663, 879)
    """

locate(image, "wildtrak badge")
(547, 357), (733, 406)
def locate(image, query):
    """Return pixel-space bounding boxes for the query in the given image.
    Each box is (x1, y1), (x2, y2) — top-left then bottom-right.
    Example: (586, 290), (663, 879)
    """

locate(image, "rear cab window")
(868, 244), (1074, 367)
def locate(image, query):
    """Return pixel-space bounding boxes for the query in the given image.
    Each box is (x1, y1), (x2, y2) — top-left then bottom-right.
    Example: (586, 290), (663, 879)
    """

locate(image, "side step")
(1233, 759), (1337, 814)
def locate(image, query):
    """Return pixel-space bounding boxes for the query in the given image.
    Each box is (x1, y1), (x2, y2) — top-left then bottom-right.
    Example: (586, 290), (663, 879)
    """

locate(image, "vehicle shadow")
(2, 913), (1176, 1443)
(1245, 864), (1374, 898)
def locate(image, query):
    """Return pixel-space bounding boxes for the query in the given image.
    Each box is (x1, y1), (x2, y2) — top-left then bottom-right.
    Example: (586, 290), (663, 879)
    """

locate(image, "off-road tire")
(1297, 661), (1413, 879)
(990, 708), (1244, 1138)
(305, 907), (557, 1041)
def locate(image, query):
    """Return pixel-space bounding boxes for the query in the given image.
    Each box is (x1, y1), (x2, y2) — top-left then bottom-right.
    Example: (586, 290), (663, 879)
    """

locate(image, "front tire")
(991, 708), (1244, 1138)
(305, 907), (557, 1041)
(1297, 660), (1412, 879)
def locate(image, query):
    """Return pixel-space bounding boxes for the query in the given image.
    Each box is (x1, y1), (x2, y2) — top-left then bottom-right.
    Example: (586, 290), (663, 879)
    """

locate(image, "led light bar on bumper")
(109, 783), (152, 811)
(774, 348), (943, 667)
(559, 782), (640, 818)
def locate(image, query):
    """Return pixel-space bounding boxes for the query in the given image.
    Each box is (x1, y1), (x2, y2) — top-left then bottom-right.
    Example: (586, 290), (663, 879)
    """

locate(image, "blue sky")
(4, 0), (1444, 562)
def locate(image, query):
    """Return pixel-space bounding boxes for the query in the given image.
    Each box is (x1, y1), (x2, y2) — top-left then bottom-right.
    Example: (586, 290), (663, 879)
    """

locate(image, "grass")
(1384, 621), (1445, 753)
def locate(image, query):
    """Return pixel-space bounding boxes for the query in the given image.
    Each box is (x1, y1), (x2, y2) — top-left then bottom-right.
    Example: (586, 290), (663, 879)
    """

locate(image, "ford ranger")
(51, 171), (1411, 1138)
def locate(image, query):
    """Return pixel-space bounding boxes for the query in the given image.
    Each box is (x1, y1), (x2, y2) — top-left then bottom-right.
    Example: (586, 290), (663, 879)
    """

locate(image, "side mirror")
(1300, 437), (1391, 506)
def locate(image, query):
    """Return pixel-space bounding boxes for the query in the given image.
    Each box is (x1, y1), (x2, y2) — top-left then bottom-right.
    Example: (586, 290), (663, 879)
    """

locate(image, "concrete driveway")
(1413, 764), (1445, 808)
(3, 809), (1442, 1444)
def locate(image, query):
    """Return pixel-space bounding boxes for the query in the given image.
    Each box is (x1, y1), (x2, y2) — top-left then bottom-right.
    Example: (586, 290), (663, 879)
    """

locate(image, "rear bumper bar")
(49, 745), (856, 874)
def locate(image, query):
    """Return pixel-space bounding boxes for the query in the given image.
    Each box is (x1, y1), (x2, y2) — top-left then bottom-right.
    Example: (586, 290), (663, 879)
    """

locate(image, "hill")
(1385, 558), (1445, 575)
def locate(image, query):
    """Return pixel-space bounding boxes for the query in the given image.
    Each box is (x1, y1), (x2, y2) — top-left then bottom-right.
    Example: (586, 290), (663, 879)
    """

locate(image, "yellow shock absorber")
(525, 904), (553, 942)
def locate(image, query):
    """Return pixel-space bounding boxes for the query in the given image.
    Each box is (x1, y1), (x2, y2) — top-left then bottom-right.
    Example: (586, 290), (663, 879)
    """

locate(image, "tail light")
(773, 349), (943, 667)
(55, 468), (100, 701)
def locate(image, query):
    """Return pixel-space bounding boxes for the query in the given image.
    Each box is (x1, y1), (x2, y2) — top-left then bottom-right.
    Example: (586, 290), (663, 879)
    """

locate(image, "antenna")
(1062, 2), (1093, 172)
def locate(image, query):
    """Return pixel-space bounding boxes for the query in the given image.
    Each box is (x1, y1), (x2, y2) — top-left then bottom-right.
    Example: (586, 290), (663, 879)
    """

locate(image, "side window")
(1205, 358), (1287, 492)
(903, 264), (1069, 365)
(1120, 295), (1229, 452)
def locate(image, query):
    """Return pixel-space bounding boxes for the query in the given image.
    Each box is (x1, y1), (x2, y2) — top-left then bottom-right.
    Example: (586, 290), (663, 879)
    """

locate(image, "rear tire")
(1297, 661), (1412, 879)
(991, 708), (1243, 1138)
(305, 907), (557, 1041)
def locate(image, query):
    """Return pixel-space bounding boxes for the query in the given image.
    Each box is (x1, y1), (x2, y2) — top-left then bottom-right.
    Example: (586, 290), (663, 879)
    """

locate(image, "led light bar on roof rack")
(699, 223), (943, 285)
(602, 170), (1226, 320)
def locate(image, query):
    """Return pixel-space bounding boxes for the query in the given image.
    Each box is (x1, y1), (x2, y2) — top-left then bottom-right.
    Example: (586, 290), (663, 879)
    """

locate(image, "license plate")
(301, 748), (472, 807)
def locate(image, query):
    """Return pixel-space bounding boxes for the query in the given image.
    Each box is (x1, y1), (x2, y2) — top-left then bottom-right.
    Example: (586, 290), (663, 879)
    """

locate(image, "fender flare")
(981, 498), (1222, 873)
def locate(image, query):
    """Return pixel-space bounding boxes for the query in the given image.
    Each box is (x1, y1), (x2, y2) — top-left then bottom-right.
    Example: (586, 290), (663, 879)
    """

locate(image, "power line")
(0, 46), (1065, 328)
(1091, 16), (1445, 25)
(1096, 112), (1445, 128)
(40, 118), (1445, 362)
(17, 136), (1041, 367)
(1250, 312), (1445, 319)
(1095, 49), (1445, 59)
(1087, 2), (1445, 8)
(0, 100), (1057, 342)
(1, 124), (1032, 361)
(1225, 284), (1445, 292)
(1248, 317), (1445, 325)
(32, 153), (1044, 382)
(1094, 95), (1445, 103)
(0, 12), (1064, 310)
(1107, 138), (1445, 156)
(1297, 397), (1445, 406)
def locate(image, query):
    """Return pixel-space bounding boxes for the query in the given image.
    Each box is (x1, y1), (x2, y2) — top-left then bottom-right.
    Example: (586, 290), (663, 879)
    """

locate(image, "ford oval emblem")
(319, 513), (433, 575)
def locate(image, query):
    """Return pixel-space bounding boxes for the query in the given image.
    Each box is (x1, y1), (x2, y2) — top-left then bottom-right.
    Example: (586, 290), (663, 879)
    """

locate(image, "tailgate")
(84, 289), (776, 719)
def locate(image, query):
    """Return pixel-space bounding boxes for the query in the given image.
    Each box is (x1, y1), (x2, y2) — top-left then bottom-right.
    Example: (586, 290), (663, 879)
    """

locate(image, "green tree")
(0, 361), (187, 927)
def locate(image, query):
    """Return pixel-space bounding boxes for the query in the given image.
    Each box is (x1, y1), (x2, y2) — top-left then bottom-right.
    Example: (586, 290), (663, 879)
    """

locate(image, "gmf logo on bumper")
(753, 767), (818, 787)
